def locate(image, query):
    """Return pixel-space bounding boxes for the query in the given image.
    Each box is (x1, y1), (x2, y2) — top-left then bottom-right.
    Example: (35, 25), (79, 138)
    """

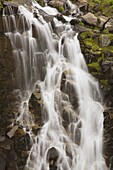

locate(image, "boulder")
(105, 18), (113, 33)
(98, 16), (109, 28)
(29, 87), (43, 125)
(101, 35), (111, 47)
(77, 0), (87, 12)
(60, 71), (78, 110)
(82, 12), (97, 26)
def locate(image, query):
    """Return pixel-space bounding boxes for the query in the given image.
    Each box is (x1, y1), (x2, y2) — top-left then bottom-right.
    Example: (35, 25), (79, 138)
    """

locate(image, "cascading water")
(3, 1), (108, 170)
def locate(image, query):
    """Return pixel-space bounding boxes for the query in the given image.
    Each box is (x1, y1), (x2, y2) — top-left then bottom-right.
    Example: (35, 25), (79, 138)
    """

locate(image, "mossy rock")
(88, 0), (113, 17)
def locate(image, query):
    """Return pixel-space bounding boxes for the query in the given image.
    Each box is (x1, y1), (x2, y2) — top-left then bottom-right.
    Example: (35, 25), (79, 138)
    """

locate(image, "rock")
(74, 24), (88, 33)
(49, 0), (64, 12)
(7, 125), (19, 138)
(101, 61), (111, 72)
(105, 18), (113, 33)
(70, 18), (80, 25)
(101, 35), (111, 47)
(47, 147), (59, 164)
(0, 152), (6, 170)
(62, 106), (77, 129)
(60, 71), (78, 110)
(56, 14), (67, 23)
(32, 125), (41, 135)
(3, 1), (19, 8)
(98, 16), (109, 28)
(77, 0), (87, 12)
(110, 156), (113, 170)
(82, 12), (97, 26)
(4, 0), (32, 8)
(0, 139), (12, 150)
(29, 88), (43, 125)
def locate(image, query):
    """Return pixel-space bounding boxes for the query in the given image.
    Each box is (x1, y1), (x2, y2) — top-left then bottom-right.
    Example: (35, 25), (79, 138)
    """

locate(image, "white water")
(3, 1), (108, 170)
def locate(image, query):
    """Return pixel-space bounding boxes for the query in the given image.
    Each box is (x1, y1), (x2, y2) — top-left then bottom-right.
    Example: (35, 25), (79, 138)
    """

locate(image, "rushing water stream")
(3, 1), (108, 170)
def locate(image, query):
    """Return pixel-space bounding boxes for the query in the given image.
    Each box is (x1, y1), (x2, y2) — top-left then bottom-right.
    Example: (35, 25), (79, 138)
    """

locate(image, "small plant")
(58, 6), (64, 13)
(108, 0), (113, 5)
(0, 2), (3, 11)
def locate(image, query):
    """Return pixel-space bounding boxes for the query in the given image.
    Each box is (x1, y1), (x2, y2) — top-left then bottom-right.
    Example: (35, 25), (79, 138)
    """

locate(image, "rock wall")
(0, 13), (31, 170)
(76, 0), (113, 166)
(0, 0), (113, 169)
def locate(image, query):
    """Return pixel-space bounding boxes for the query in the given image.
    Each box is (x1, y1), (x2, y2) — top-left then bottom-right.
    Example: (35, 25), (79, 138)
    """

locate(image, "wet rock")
(49, 164), (57, 170)
(61, 71), (78, 110)
(74, 24), (88, 33)
(49, 0), (64, 12)
(17, 14), (30, 33)
(70, 18), (80, 25)
(82, 12), (97, 26)
(47, 147), (59, 164)
(56, 14), (67, 23)
(110, 156), (113, 170)
(29, 88), (43, 125)
(32, 125), (41, 135)
(62, 106), (77, 129)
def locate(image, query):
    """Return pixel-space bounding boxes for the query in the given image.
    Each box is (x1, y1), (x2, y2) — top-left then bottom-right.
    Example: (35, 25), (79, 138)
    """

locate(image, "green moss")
(88, 62), (100, 71)
(88, 0), (113, 17)
(0, 0), (12, 11)
(58, 6), (64, 13)
(84, 38), (101, 52)
(0, 2), (3, 11)
(79, 21), (84, 26)
(103, 46), (113, 53)
(103, 29), (109, 34)
(107, 34), (113, 41)
(36, 0), (45, 6)
(100, 79), (108, 85)
(108, 0), (113, 5)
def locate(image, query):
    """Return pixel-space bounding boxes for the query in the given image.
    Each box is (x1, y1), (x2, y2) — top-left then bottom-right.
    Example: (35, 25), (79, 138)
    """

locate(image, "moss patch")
(0, 0), (12, 11)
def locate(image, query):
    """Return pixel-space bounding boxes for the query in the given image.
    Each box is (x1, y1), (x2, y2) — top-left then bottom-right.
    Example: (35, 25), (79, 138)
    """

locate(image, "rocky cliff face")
(0, 0), (113, 169)
(0, 13), (31, 170)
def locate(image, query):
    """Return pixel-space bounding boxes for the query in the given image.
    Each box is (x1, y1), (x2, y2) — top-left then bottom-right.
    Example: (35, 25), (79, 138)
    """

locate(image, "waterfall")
(3, 1), (108, 170)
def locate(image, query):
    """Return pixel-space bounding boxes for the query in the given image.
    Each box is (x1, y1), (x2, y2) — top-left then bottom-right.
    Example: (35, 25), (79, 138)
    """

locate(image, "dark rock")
(110, 156), (113, 170)
(61, 71), (78, 110)
(70, 18), (80, 25)
(56, 14), (67, 23)
(0, 152), (6, 170)
(29, 88), (43, 125)
(101, 61), (111, 72)
(49, 164), (57, 170)
(47, 147), (59, 164)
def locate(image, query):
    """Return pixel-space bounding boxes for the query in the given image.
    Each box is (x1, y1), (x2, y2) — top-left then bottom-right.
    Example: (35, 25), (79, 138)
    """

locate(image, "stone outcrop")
(81, 12), (97, 26)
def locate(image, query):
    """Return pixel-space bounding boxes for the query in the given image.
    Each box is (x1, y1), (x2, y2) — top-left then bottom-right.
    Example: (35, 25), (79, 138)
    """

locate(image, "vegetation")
(0, 0), (12, 11)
